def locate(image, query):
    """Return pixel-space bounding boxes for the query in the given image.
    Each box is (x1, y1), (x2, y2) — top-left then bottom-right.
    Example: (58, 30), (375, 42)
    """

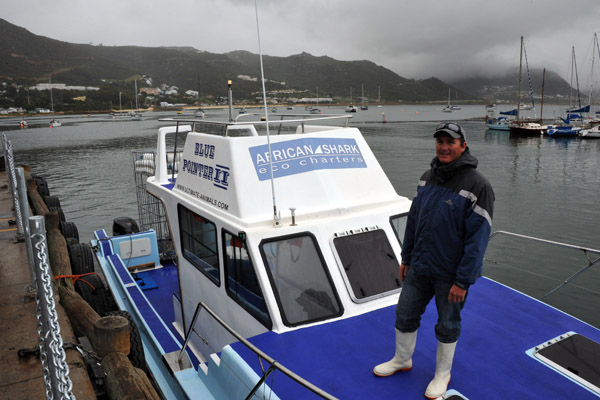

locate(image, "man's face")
(436, 134), (467, 164)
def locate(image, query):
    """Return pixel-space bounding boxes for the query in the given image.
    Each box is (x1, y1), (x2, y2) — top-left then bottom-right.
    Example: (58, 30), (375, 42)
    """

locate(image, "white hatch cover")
(119, 237), (152, 259)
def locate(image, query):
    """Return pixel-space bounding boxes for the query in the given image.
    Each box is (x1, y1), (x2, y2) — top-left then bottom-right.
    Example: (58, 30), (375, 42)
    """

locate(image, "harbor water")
(4, 104), (600, 328)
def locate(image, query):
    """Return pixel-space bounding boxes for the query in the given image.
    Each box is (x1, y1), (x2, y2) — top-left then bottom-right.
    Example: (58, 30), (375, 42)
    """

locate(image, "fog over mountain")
(3, 0), (600, 83)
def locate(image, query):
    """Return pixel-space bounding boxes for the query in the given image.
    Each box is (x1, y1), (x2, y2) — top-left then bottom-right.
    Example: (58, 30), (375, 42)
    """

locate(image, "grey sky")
(4, 0), (600, 84)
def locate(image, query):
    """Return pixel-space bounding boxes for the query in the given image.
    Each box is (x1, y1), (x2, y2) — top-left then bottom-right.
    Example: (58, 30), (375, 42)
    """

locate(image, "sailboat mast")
(540, 68), (546, 123)
(517, 36), (523, 122)
(134, 80), (139, 111)
(49, 78), (54, 114)
(589, 34), (597, 114)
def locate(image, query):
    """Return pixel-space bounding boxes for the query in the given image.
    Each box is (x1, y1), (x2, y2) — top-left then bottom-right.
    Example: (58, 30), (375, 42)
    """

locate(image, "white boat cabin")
(144, 115), (412, 360)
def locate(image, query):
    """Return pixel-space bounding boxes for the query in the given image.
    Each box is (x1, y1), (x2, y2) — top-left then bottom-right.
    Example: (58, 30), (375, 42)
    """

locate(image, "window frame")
(177, 204), (220, 286)
(390, 212), (409, 247)
(222, 229), (272, 329)
(259, 232), (343, 327)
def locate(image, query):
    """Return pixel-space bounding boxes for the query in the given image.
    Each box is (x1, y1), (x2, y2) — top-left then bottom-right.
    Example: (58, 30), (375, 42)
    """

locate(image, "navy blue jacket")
(401, 148), (494, 289)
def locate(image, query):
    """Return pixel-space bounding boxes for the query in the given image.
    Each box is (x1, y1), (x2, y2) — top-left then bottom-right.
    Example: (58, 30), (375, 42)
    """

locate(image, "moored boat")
(580, 124), (600, 138)
(89, 99), (600, 398)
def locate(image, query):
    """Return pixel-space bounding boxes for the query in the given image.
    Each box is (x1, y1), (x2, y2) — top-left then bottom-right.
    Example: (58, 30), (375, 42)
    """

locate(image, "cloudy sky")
(4, 0), (600, 83)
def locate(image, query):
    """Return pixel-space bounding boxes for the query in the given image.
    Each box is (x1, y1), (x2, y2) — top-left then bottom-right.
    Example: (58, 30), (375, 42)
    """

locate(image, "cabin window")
(260, 233), (342, 327)
(223, 231), (272, 329)
(390, 214), (408, 247)
(178, 205), (220, 285)
(333, 229), (401, 301)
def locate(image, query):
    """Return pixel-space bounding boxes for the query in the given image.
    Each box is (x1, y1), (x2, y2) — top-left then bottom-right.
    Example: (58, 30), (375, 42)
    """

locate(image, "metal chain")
(32, 232), (75, 399)
(2, 134), (24, 235)
(35, 298), (54, 399)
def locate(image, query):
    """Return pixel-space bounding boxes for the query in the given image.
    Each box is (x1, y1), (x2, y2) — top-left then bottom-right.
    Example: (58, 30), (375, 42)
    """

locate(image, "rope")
(54, 272), (101, 290)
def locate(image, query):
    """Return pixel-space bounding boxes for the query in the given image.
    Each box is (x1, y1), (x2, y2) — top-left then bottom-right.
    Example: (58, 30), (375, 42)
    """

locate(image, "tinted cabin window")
(333, 229), (401, 300)
(390, 214), (408, 247)
(223, 231), (272, 328)
(261, 234), (342, 326)
(178, 204), (219, 285)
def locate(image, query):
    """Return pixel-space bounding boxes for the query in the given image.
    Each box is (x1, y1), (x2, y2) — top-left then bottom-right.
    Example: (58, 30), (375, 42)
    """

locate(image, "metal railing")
(180, 301), (338, 400)
(488, 230), (600, 300)
(2, 132), (75, 399)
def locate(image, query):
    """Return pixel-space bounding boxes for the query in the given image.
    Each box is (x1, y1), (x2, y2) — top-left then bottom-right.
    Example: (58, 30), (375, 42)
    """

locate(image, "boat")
(361, 84), (368, 110)
(131, 80), (143, 120)
(49, 119), (61, 128)
(546, 47), (588, 136)
(442, 88), (460, 112)
(346, 87), (357, 112)
(486, 116), (510, 131)
(580, 124), (600, 138)
(87, 84), (600, 398)
(547, 124), (582, 137)
(509, 37), (547, 137)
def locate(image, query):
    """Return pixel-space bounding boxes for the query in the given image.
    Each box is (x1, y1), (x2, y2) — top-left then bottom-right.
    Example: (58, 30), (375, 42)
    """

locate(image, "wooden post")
(102, 353), (161, 400)
(58, 285), (100, 340)
(45, 211), (74, 290)
(25, 171), (49, 216)
(94, 316), (130, 358)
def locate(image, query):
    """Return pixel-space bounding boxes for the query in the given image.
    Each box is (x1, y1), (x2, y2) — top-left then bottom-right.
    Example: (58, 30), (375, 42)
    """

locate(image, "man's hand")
(400, 264), (409, 281)
(448, 284), (467, 303)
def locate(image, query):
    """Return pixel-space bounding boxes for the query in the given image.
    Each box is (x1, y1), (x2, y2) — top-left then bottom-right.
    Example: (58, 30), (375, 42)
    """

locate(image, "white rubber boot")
(373, 329), (417, 377)
(424, 341), (457, 399)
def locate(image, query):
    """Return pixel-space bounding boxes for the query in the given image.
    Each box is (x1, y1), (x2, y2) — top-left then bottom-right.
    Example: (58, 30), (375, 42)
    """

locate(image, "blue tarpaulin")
(500, 109), (518, 116)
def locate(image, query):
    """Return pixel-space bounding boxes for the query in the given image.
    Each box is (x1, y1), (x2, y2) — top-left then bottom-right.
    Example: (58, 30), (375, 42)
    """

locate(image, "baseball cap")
(434, 122), (466, 141)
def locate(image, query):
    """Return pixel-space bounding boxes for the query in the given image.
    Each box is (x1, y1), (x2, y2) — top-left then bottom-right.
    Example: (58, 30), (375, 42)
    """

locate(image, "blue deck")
(232, 277), (600, 399)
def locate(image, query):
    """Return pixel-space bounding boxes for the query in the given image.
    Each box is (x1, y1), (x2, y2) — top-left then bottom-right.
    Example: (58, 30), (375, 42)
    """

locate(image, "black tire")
(44, 195), (61, 208)
(68, 243), (95, 275)
(48, 206), (65, 222)
(59, 221), (79, 243)
(106, 310), (147, 371)
(35, 176), (50, 197)
(75, 274), (118, 317)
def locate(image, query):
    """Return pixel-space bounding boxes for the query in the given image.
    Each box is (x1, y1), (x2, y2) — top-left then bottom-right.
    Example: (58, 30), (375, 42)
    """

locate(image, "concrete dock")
(0, 169), (95, 399)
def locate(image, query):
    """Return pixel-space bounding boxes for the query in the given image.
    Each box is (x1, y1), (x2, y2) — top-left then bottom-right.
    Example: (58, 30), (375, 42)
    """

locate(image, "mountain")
(449, 69), (576, 104)
(0, 18), (474, 103)
(0, 18), (575, 104)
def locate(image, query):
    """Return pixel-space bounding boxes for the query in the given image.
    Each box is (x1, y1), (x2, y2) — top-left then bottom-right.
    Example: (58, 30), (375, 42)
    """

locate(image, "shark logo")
(249, 137), (366, 181)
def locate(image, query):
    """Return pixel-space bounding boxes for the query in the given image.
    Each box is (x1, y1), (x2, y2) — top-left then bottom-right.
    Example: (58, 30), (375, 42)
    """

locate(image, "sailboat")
(360, 84), (368, 110)
(345, 87), (357, 112)
(442, 88), (460, 112)
(308, 86), (321, 114)
(49, 79), (61, 128)
(509, 36), (547, 136)
(578, 33), (600, 138)
(130, 80), (142, 120)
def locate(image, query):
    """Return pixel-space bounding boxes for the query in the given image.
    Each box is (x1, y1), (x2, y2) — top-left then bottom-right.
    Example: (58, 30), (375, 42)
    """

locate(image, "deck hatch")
(532, 332), (600, 394)
(333, 229), (401, 301)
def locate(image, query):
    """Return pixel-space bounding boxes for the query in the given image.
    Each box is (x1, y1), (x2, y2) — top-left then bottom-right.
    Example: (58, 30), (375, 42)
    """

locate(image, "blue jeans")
(395, 267), (467, 343)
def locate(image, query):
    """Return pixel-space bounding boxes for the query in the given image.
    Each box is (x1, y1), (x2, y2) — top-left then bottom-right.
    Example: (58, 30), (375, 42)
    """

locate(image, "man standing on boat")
(373, 122), (494, 399)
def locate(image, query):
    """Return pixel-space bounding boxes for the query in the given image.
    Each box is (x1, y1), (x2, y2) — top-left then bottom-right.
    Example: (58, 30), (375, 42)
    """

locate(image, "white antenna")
(254, 0), (280, 227)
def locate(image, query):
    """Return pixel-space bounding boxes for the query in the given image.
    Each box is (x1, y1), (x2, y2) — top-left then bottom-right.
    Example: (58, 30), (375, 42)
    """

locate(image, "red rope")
(54, 272), (100, 290)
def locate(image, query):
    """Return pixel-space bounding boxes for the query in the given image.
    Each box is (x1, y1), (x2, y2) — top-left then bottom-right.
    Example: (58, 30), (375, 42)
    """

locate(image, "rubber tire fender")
(59, 221), (79, 243)
(68, 243), (95, 275)
(74, 274), (118, 317)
